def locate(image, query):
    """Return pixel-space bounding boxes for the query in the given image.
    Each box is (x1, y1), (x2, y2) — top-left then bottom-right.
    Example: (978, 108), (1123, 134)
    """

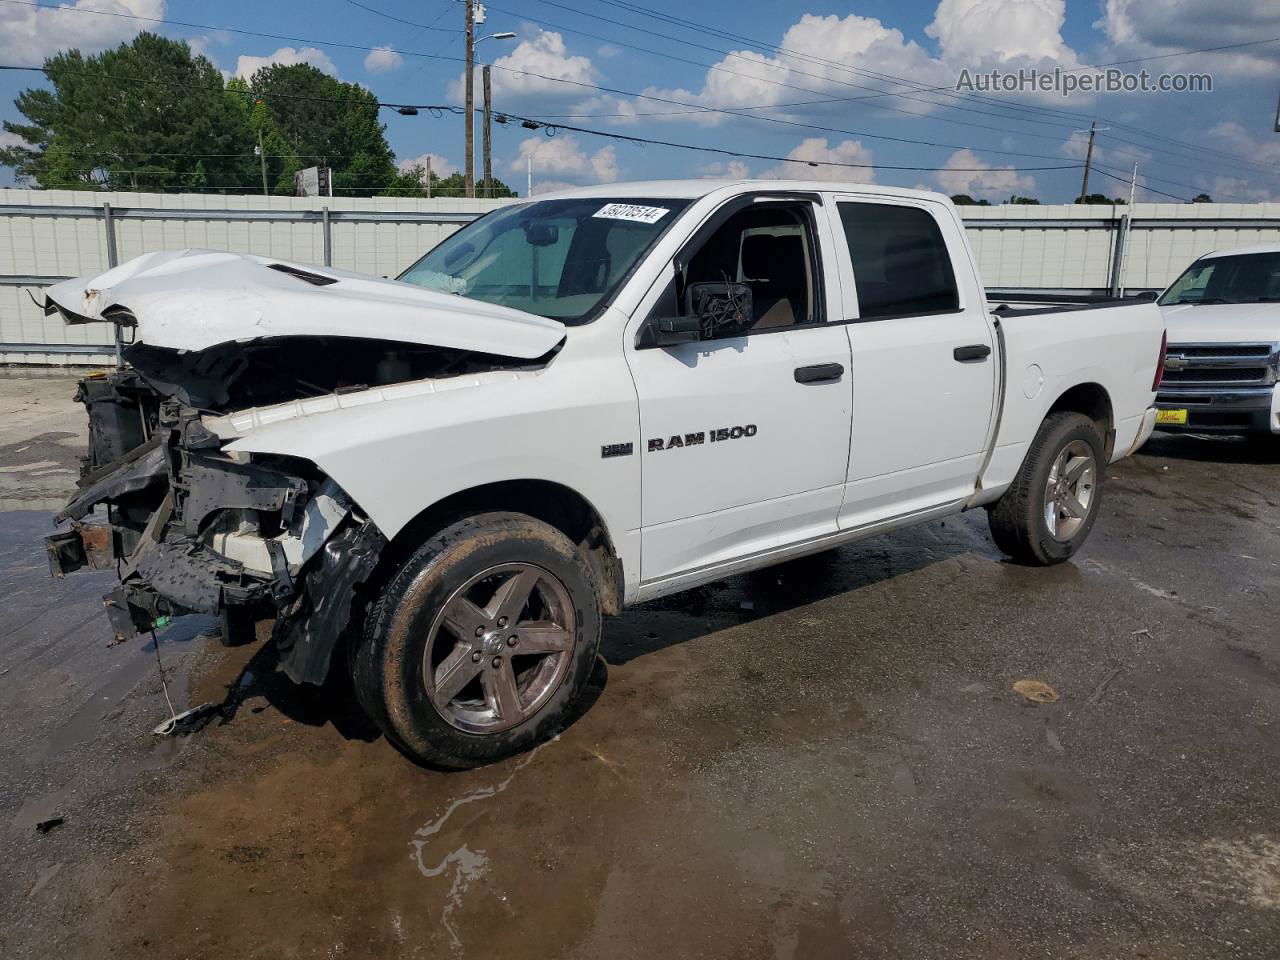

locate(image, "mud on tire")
(987, 412), (1106, 566)
(352, 512), (602, 769)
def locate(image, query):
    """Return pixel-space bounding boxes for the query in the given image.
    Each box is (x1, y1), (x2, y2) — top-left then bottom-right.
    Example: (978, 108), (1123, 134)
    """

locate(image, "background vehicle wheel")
(352, 512), (602, 769)
(987, 412), (1106, 566)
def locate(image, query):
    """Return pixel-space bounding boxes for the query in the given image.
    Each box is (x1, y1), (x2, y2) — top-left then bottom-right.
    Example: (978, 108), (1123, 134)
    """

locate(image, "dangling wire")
(150, 629), (180, 736)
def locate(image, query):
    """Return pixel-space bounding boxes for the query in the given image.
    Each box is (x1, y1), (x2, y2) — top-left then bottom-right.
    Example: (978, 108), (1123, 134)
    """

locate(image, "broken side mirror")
(685, 281), (753, 338)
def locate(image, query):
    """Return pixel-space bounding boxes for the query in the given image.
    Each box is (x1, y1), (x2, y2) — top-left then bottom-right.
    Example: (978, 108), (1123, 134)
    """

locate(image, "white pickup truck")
(1155, 244), (1280, 437)
(43, 180), (1164, 768)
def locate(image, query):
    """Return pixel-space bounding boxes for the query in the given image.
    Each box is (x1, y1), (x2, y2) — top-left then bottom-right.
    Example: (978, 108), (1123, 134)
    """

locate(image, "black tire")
(352, 512), (602, 769)
(987, 412), (1106, 566)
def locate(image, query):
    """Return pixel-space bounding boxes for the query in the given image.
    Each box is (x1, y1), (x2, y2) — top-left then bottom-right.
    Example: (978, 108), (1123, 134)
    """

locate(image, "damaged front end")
(43, 249), (568, 685)
(47, 367), (386, 685)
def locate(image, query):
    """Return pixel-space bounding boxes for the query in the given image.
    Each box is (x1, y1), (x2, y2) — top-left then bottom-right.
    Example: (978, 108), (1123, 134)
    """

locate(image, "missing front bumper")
(47, 369), (387, 682)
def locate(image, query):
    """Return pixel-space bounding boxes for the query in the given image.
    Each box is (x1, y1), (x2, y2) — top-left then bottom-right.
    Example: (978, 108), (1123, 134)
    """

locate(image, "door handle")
(953, 344), (992, 362)
(794, 362), (845, 384)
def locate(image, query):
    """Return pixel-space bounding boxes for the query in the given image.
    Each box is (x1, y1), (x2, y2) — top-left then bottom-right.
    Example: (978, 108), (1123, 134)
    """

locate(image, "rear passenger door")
(826, 196), (997, 529)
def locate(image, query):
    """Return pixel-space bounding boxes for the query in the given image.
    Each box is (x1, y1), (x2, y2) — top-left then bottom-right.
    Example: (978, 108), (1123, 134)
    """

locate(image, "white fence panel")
(4, 189), (1280, 365)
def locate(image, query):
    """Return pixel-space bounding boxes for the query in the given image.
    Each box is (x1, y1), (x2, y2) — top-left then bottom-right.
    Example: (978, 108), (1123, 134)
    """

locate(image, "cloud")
(702, 159), (752, 179)
(451, 30), (596, 106)
(0, 130), (32, 150)
(511, 134), (620, 186)
(1097, 0), (1280, 77)
(936, 148), (1035, 200)
(928, 0), (1079, 66)
(764, 138), (875, 182)
(397, 152), (458, 178)
(636, 14), (950, 125)
(529, 179), (580, 196)
(0, 0), (166, 67)
(364, 45), (402, 73)
(235, 46), (338, 81)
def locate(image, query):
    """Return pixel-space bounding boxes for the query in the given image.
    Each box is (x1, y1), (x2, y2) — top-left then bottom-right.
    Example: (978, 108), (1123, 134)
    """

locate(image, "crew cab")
(1155, 244), (1280, 437)
(42, 180), (1165, 768)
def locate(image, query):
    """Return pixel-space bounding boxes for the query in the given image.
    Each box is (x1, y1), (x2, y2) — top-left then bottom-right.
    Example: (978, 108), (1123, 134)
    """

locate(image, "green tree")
(224, 77), (303, 194)
(383, 165), (518, 198)
(1, 33), (257, 192)
(949, 194), (990, 206)
(1192, 193), (1213, 203)
(1075, 193), (1125, 205)
(1010, 195), (1040, 205)
(248, 64), (397, 195)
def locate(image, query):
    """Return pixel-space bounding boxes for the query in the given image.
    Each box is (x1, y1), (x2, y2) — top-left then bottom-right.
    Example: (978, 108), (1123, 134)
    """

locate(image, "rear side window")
(837, 202), (959, 319)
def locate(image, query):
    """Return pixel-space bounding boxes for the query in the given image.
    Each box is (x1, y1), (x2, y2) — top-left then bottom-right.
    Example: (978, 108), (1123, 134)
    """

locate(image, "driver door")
(625, 195), (853, 585)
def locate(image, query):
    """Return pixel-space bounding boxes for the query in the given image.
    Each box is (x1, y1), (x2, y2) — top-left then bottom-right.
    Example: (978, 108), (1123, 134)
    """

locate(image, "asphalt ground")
(1, 372), (1278, 959)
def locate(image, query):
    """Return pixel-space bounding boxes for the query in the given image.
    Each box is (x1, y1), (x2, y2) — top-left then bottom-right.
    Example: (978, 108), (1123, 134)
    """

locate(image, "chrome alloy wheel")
(423, 562), (577, 734)
(1044, 439), (1097, 541)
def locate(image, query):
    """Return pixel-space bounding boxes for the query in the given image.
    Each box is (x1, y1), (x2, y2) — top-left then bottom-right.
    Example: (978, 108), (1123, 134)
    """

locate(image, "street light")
(474, 31), (516, 198)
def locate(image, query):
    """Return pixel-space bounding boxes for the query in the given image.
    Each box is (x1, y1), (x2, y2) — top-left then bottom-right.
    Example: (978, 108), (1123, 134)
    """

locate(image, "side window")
(837, 202), (959, 320)
(677, 203), (820, 338)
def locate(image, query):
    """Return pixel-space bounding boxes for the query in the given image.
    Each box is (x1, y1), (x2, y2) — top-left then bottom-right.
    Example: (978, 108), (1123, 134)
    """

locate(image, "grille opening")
(1168, 343), (1273, 359)
(1162, 367), (1269, 383)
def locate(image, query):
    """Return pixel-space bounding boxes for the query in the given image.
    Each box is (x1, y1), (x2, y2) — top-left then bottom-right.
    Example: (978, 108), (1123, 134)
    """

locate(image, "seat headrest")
(742, 234), (805, 282)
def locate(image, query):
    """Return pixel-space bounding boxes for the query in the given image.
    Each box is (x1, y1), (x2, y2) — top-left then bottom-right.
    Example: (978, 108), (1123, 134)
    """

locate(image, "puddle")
(409, 738), (556, 950)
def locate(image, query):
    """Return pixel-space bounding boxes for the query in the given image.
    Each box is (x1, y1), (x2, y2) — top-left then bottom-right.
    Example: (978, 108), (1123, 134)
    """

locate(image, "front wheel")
(987, 412), (1106, 565)
(352, 512), (602, 769)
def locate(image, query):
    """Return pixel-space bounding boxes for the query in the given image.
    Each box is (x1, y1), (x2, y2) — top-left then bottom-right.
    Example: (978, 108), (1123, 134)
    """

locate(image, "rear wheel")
(352, 512), (602, 769)
(987, 412), (1105, 565)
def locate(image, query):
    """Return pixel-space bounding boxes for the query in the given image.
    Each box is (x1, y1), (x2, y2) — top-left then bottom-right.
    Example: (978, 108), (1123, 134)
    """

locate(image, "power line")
(0, 4), (1101, 168)
(1091, 166), (1189, 202)
(564, 0), (1278, 176)
(0, 0), (1261, 198)
(0, 61), (1081, 175)
(339, 0), (460, 32)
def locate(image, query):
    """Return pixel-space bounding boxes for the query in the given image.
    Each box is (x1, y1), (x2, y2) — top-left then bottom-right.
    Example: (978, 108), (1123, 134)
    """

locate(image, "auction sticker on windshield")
(593, 203), (670, 224)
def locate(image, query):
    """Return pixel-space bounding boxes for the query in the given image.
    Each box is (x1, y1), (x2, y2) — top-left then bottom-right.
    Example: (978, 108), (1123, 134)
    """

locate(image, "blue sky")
(2, 0), (1279, 202)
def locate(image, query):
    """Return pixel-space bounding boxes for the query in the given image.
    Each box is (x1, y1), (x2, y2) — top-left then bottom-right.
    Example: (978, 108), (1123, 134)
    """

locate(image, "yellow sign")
(1155, 409), (1189, 425)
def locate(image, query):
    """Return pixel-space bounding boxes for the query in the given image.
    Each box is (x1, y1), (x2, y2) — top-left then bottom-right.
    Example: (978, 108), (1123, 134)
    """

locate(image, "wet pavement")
(1, 375), (1278, 959)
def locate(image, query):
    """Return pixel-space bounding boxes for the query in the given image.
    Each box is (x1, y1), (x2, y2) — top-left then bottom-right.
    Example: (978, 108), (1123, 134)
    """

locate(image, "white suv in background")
(1156, 245), (1280, 437)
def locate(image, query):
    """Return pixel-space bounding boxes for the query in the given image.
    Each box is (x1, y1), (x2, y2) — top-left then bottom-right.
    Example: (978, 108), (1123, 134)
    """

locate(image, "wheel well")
(1047, 382), (1115, 458)
(387, 480), (624, 615)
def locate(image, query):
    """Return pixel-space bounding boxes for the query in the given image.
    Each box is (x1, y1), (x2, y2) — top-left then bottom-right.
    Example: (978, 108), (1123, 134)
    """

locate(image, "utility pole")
(1075, 121), (1109, 201)
(425, 155), (431, 199)
(482, 65), (493, 198)
(464, 0), (475, 198)
(1127, 161), (1138, 208)
(527, 153), (532, 197)
(257, 126), (269, 196)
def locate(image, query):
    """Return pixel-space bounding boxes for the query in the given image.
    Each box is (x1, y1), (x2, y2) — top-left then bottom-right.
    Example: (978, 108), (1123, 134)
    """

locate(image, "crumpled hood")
(1159, 302), (1280, 345)
(43, 248), (566, 359)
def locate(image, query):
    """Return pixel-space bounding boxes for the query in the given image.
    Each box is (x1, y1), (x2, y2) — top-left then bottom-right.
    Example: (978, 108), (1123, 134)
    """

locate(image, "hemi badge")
(601, 442), (633, 459)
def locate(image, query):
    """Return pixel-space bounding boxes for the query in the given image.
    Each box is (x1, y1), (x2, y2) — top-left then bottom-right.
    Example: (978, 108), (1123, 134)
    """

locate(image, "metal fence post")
(321, 205), (332, 267)
(103, 201), (122, 364)
(1107, 213), (1129, 298)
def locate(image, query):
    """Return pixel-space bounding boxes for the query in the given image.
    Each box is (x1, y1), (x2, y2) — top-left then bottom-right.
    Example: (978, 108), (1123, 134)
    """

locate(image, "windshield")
(1159, 252), (1280, 306)
(398, 197), (690, 324)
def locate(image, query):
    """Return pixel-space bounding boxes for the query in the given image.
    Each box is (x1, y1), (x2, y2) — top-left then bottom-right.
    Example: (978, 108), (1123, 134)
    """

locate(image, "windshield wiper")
(1179, 297), (1237, 305)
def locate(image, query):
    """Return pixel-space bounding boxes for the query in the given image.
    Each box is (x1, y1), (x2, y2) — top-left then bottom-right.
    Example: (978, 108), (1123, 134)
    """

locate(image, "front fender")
(211, 357), (641, 572)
